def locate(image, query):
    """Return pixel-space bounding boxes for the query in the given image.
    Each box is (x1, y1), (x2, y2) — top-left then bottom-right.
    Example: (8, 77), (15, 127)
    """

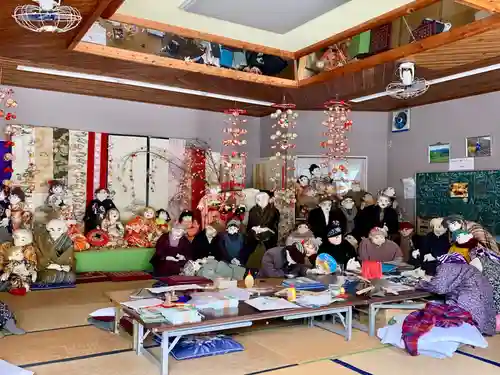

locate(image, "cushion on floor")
(31, 283), (76, 290)
(154, 275), (213, 286)
(105, 271), (152, 282)
(76, 271), (111, 284)
(153, 335), (244, 360)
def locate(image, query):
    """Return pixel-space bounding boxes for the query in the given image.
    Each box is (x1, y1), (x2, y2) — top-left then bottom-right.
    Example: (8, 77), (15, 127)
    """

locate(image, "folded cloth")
(402, 302), (475, 356)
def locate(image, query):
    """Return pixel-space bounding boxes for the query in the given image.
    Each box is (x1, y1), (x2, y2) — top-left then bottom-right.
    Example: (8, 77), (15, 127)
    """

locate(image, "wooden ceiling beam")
(298, 14), (500, 87)
(108, 14), (296, 60)
(68, 0), (114, 50)
(293, 0), (440, 58)
(73, 41), (298, 88)
(101, 0), (126, 19)
(456, 0), (500, 13)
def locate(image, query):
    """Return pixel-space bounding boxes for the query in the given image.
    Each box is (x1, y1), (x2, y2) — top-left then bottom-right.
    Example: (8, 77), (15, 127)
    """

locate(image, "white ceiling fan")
(13, 0), (82, 33)
(385, 62), (429, 100)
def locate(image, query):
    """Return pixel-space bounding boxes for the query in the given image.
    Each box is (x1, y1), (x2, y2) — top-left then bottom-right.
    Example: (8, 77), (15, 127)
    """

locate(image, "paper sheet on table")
(147, 284), (205, 293)
(89, 307), (116, 317)
(121, 298), (163, 311)
(219, 288), (252, 301)
(245, 297), (298, 311)
(402, 177), (416, 199)
(0, 360), (33, 375)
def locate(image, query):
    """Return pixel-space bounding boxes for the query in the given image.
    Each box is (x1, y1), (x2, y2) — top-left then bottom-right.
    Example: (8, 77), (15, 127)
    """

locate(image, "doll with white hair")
(358, 227), (403, 262)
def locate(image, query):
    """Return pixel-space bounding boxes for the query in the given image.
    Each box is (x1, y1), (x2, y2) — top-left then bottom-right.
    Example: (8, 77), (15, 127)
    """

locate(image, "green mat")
(75, 247), (155, 273)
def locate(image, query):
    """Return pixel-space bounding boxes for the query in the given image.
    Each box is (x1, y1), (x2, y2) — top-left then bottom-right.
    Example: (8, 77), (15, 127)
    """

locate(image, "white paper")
(121, 298), (163, 310)
(89, 307), (116, 317)
(401, 177), (416, 199)
(245, 297), (298, 311)
(82, 22), (107, 45)
(147, 284), (205, 294)
(0, 360), (33, 375)
(449, 157), (474, 171)
(220, 288), (253, 301)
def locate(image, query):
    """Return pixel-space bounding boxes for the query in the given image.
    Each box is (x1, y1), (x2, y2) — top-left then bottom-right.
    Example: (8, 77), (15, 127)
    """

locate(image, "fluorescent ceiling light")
(16, 65), (275, 107)
(350, 62), (500, 103)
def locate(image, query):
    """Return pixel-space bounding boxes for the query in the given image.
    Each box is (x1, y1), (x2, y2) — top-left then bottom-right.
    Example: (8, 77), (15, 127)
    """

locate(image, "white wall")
(2, 86), (261, 183)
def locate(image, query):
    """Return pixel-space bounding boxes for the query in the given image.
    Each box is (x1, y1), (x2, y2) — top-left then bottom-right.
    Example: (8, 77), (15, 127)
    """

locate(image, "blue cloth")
(153, 335), (243, 360)
(222, 233), (243, 260)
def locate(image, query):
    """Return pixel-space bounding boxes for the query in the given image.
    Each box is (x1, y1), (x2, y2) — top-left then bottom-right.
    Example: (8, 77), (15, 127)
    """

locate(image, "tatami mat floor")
(0, 281), (498, 375)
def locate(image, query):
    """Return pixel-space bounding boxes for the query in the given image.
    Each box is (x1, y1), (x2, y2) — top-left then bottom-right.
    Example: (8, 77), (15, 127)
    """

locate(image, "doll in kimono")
(101, 208), (125, 247)
(124, 216), (152, 248)
(155, 209), (171, 234)
(7, 187), (28, 231)
(0, 229), (38, 292)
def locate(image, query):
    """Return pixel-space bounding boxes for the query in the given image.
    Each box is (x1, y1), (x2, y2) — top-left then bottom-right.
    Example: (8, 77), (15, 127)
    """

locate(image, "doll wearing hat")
(398, 222), (422, 263)
(448, 229), (482, 263)
(358, 227), (403, 262)
(318, 223), (357, 268)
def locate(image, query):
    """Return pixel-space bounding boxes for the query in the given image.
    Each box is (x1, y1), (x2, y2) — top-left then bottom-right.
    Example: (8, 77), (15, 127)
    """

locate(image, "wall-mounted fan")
(392, 109), (410, 133)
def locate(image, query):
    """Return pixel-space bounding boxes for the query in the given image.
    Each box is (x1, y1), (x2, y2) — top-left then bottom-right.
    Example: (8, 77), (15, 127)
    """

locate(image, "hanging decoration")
(0, 88), (18, 123)
(269, 103), (298, 243)
(221, 108), (248, 192)
(320, 99), (353, 180)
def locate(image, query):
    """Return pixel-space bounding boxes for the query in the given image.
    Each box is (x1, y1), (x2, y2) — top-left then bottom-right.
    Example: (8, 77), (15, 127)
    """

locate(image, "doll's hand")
(31, 271), (37, 282)
(412, 249), (420, 259)
(0, 272), (9, 281)
(61, 265), (70, 272)
(176, 254), (186, 261)
(423, 254), (436, 262)
(231, 258), (241, 266)
(346, 258), (361, 271)
(165, 256), (179, 262)
(382, 225), (389, 233)
(314, 237), (323, 246)
(47, 263), (62, 271)
(0, 218), (9, 227)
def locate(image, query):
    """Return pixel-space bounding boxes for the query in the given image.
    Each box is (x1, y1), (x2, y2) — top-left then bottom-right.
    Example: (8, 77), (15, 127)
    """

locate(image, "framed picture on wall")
(428, 143), (450, 164)
(466, 135), (491, 157)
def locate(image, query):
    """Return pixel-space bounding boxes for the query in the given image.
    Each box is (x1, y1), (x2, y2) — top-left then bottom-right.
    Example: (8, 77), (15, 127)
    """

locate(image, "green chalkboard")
(416, 170), (500, 235)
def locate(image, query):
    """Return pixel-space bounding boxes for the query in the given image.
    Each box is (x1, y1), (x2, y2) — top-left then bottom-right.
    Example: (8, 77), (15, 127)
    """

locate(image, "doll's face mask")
(298, 176), (309, 187)
(433, 223), (447, 237)
(171, 228), (185, 240)
(377, 196), (390, 209)
(319, 200), (332, 211)
(341, 198), (354, 210)
(256, 193), (269, 208)
(448, 221), (462, 232)
(13, 230), (32, 247)
(328, 235), (342, 245)
(47, 219), (68, 241)
(206, 226), (217, 238)
(96, 190), (109, 201)
(371, 234), (386, 246)
(297, 224), (309, 234)
(227, 226), (239, 235)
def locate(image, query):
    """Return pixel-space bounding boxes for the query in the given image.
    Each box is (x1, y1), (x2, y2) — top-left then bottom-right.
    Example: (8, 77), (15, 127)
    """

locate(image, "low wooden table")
(106, 282), (355, 375)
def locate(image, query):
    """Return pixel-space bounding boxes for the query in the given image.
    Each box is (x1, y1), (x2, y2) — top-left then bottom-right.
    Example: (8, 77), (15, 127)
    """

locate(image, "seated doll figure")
(360, 192), (375, 210)
(448, 229), (482, 263)
(0, 301), (25, 337)
(443, 215), (498, 253)
(339, 196), (357, 234)
(318, 224), (357, 268)
(101, 208), (125, 247)
(307, 196), (346, 241)
(258, 239), (321, 278)
(354, 194), (399, 241)
(469, 247), (500, 315)
(84, 188), (116, 234)
(286, 222), (316, 246)
(359, 227), (403, 262)
(192, 225), (219, 260)
(219, 219), (244, 265)
(413, 218), (450, 275)
(398, 222), (421, 264)
(124, 216), (152, 248)
(0, 229), (38, 292)
(178, 210), (200, 242)
(418, 253), (496, 336)
(34, 219), (76, 284)
(150, 225), (192, 277)
(247, 191), (280, 252)
(155, 209), (171, 234)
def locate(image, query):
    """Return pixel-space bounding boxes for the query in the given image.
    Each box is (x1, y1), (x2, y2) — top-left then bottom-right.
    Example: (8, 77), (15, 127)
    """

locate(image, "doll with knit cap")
(286, 222), (316, 246)
(218, 219), (244, 265)
(359, 227), (403, 262)
(318, 224), (357, 268)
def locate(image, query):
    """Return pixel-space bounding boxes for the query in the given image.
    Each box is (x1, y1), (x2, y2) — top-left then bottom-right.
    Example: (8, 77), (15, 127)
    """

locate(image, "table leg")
(368, 304), (377, 337)
(133, 321), (144, 355)
(113, 306), (122, 334)
(345, 306), (352, 341)
(160, 332), (169, 375)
